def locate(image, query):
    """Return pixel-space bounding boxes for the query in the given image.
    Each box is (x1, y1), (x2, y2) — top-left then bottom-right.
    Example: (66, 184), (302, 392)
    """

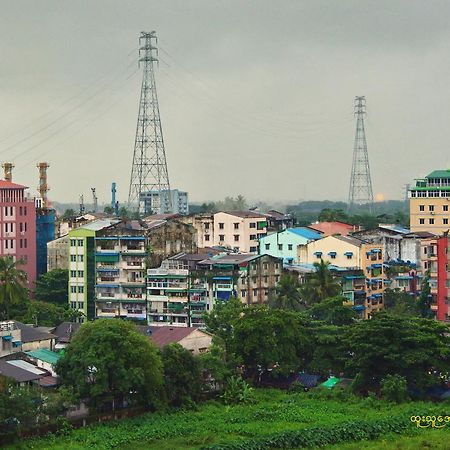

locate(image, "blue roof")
(287, 227), (322, 240)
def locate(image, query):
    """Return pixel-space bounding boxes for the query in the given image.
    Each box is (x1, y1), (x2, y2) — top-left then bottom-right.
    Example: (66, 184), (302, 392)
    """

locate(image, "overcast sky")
(1, 0), (449, 205)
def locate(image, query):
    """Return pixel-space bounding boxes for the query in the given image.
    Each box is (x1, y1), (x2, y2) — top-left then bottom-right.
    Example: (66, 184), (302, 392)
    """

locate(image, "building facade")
(47, 235), (69, 271)
(213, 211), (268, 253)
(0, 180), (36, 287)
(139, 189), (189, 215)
(409, 170), (450, 234)
(259, 227), (322, 264)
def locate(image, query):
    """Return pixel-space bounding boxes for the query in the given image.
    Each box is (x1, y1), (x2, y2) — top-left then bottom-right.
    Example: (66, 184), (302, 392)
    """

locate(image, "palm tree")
(0, 256), (28, 320)
(268, 274), (305, 311)
(301, 259), (341, 305)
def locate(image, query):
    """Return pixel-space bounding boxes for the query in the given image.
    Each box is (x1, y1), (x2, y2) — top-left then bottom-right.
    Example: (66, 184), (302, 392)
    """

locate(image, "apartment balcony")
(123, 261), (145, 270)
(96, 246), (120, 253)
(120, 246), (146, 255)
(147, 281), (188, 290)
(97, 264), (119, 271)
(96, 291), (119, 299)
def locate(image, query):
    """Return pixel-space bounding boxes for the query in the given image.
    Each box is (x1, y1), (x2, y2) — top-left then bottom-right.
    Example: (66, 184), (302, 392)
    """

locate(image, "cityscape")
(1, 2), (450, 449)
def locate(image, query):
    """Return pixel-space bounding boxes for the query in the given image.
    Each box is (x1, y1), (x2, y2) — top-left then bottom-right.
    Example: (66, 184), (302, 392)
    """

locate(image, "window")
(288, 244), (293, 250)
(19, 223), (23, 232)
(70, 255), (76, 262)
(77, 239), (84, 247)
(77, 255), (84, 262)
(419, 218), (425, 224)
(204, 222), (210, 230)
(234, 223), (239, 230)
(70, 286), (76, 293)
(70, 239), (76, 246)
(219, 234), (224, 241)
(204, 234), (210, 241)
(24, 222), (27, 232)
(23, 207), (26, 215)
(78, 270), (84, 277)
(264, 275), (268, 283)
(263, 262), (268, 269)
(252, 276), (257, 284)
(330, 253), (336, 259)
(241, 290), (246, 297)
(219, 223), (224, 229)
(248, 234), (256, 240)
(278, 244), (283, 250)
(4, 240), (8, 249)
(19, 206), (23, 215)
(78, 286), (84, 293)
(250, 246), (257, 252)
(265, 243), (270, 250)
(444, 218), (449, 225)
(234, 235), (240, 242)
(250, 222), (256, 228)
(70, 270), (76, 277)
(24, 239), (27, 248)
(70, 301), (76, 309)
(429, 205), (435, 212)
(346, 254), (352, 259)
(77, 302), (84, 309)
(444, 205), (449, 212)
(419, 205), (425, 211)
(253, 289), (257, 296)
(429, 218), (435, 225)
(275, 275), (280, 283)
(19, 239), (23, 249)
(424, 247), (427, 254)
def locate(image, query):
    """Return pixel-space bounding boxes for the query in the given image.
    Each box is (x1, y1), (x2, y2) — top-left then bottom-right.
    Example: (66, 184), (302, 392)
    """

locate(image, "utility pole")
(91, 188), (98, 213)
(348, 96), (374, 213)
(128, 31), (171, 213)
(79, 194), (85, 215)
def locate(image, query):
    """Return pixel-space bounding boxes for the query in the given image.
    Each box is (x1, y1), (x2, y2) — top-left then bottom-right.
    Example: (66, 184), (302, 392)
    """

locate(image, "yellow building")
(409, 170), (450, 234)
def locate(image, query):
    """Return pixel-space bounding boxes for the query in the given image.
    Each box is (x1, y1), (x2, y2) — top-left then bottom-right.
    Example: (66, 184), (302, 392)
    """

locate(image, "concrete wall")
(179, 330), (213, 355)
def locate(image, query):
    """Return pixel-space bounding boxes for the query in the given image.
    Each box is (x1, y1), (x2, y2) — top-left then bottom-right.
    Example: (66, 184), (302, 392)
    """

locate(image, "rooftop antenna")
(79, 194), (85, 215)
(37, 162), (50, 208)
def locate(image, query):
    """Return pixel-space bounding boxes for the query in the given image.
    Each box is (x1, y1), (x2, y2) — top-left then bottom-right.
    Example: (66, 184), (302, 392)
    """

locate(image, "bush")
(380, 374), (410, 403)
(221, 376), (255, 405)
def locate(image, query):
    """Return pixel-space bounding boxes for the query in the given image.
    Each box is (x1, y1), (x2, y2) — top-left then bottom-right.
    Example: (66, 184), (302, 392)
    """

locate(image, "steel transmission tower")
(128, 31), (171, 212)
(348, 96), (374, 213)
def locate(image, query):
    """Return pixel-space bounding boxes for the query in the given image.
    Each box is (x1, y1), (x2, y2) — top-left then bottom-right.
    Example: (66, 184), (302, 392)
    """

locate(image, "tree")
(417, 272), (433, 318)
(301, 259), (341, 305)
(343, 311), (450, 392)
(0, 256), (28, 321)
(118, 206), (130, 219)
(34, 269), (68, 306)
(61, 209), (76, 220)
(318, 208), (349, 223)
(56, 319), (164, 411)
(230, 306), (312, 379)
(198, 343), (232, 392)
(22, 301), (80, 327)
(161, 343), (202, 407)
(103, 206), (115, 215)
(204, 297), (243, 357)
(268, 274), (304, 311)
(383, 288), (418, 317)
(306, 296), (357, 326)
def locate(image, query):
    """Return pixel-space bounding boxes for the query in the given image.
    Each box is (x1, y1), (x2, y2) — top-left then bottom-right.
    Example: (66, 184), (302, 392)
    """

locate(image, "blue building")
(36, 208), (56, 277)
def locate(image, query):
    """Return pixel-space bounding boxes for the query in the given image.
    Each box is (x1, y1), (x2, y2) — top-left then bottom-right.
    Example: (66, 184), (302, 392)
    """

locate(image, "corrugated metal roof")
(26, 349), (61, 365)
(426, 170), (450, 179)
(7, 360), (46, 375)
(287, 227), (323, 240)
(79, 219), (121, 231)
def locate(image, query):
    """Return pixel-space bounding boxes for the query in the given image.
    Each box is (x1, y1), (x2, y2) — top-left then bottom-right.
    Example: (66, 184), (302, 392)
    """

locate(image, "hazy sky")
(1, 0), (450, 205)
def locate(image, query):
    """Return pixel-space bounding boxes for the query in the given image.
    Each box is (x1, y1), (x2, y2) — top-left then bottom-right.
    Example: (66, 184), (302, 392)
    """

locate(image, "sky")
(1, 0), (450, 205)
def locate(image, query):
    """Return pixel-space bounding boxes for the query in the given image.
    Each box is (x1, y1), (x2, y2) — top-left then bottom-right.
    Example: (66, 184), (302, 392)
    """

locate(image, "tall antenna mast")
(37, 162), (50, 208)
(348, 96), (374, 213)
(91, 188), (98, 213)
(128, 31), (171, 213)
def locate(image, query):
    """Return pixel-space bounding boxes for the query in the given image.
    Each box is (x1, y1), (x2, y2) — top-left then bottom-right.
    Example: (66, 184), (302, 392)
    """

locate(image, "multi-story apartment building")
(68, 219), (120, 321)
(0, 180), (36, 287)
(260, 227), (323, 264)
(95, 233), (147, 322)
(178, 213), (214, 249)
(213, 211), (268, 253)
(409, 170), (450, 234)
(139, 189), (189, 215)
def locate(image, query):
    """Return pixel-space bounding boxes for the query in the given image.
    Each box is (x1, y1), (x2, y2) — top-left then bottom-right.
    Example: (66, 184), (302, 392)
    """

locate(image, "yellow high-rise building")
(409, 170), (450, 234)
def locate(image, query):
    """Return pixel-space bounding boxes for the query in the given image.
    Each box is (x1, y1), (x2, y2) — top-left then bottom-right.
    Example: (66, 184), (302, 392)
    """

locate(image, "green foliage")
(306, 296), (356, 325)
(380, 375), (410, 403)
(161, 343), (202, 407)
(103, 206), (115, 215)
(204, 297), (243, 357)
(383, 288), (419, 317)
(56, 319), (163, 411)
(199, 343), (233, 392)
(230, 307), (312, 378)
(21, 300), (80, 327)
(35, 269), (68, 306)
(221, 376), (255, 405)
(268, 274), (304, 311)
(61, 209), (76, 220)
(417, 271), (433, 318)
(301, 259), (341, 305)
(0, 256), (29, 320)
(343, 311), (450, 391)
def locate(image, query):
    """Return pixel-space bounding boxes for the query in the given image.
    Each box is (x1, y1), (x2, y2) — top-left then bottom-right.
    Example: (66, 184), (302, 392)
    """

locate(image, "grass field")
(8, 389), (450, 449)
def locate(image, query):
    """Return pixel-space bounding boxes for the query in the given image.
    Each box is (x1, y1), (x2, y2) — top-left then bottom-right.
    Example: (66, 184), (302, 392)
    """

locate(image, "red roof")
(0, 180), (27, 189)
(149, 327), (197, 348)
(308, 221), (357, 236)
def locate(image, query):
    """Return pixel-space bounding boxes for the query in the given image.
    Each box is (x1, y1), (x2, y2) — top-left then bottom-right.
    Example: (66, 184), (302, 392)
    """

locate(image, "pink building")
(0, 181), (36, 287)
(308, 221), (360, 236)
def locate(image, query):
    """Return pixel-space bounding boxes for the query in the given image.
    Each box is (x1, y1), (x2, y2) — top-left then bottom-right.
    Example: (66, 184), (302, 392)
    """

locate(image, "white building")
(139, 189), (189, 215)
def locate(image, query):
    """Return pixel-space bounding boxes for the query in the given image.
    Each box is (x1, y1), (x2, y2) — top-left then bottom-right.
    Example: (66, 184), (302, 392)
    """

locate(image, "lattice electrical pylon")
(128, 31), (171, 213)
(348, 96), (374, 213)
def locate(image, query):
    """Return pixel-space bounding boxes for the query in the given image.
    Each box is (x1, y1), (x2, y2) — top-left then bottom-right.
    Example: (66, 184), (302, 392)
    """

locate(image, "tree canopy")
(56, 319), (163, 410)
(301, 259), (341, 305)
(0, 256), (28, 321)
(34, 269), (68, 306)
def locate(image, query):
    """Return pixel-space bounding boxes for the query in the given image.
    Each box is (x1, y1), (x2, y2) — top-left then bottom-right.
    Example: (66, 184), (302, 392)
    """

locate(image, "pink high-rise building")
(0, 180), (36, 287)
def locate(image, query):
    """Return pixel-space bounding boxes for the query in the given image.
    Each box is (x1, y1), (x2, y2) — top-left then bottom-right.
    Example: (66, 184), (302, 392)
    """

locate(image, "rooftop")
(136, 326), (206, 348)
(219, 210), (267, 219)
(334, 235), (363, 247)
(52, 322), (82, 343)
(0, 359), (44, 382)
(426, 170), (450, 179)
(26, 349), (61, 365)
(79, 218), (121, 232)
(287, 227), (323, 240)
(0, 180), (27, 190)
(13, 321), (56, 343)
